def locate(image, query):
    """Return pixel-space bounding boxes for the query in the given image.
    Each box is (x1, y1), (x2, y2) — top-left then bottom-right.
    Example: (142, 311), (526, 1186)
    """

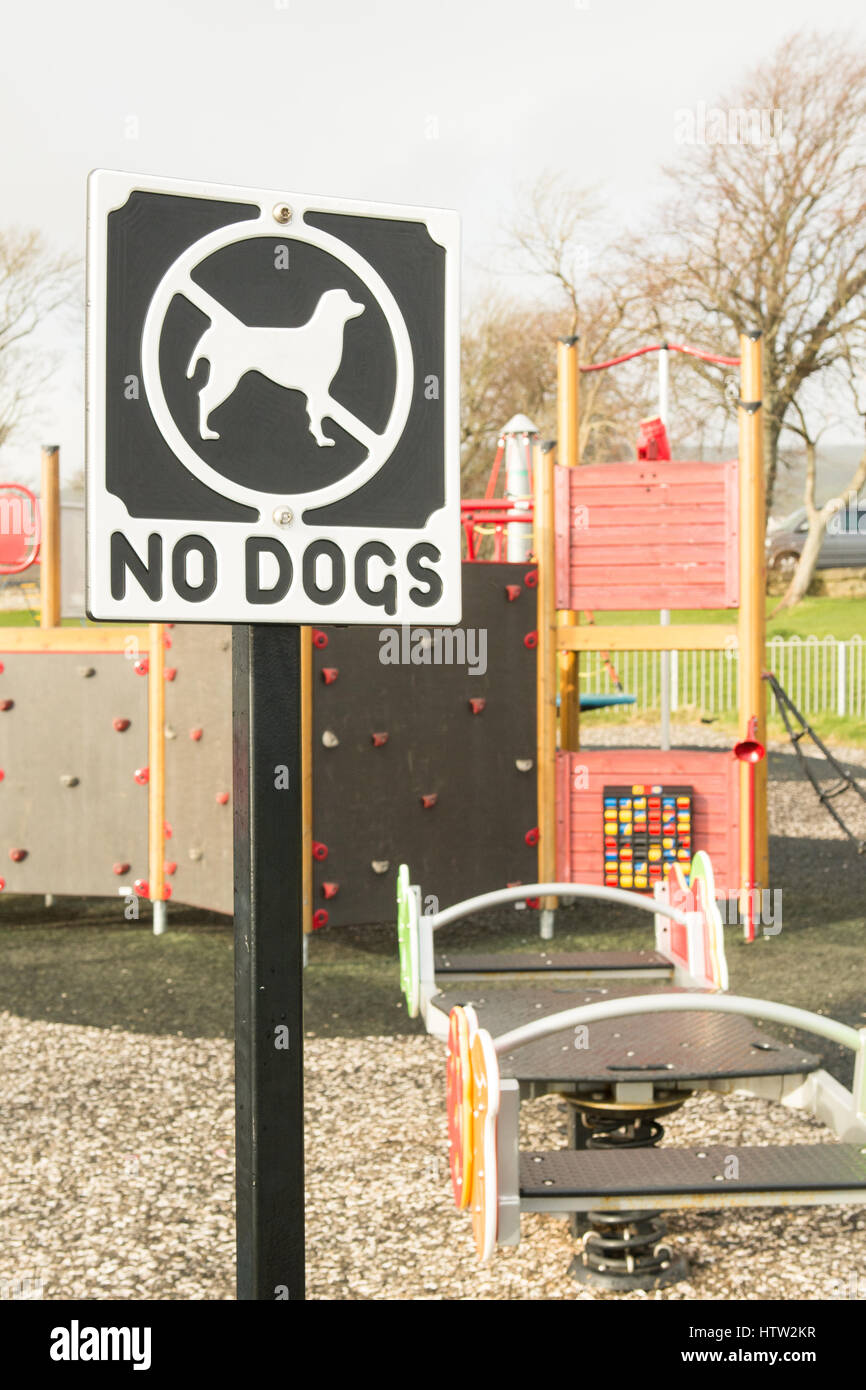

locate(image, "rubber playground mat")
(0, 739), (864, 1086)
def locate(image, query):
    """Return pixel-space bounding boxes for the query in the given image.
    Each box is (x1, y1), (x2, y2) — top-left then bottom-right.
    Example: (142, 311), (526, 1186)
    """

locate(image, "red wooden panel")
(555, 749), (740, 894)
(565, 461), (739, 611)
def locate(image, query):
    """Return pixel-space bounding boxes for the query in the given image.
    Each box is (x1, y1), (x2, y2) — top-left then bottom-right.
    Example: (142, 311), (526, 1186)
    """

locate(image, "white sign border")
(86, 170), (462, 626)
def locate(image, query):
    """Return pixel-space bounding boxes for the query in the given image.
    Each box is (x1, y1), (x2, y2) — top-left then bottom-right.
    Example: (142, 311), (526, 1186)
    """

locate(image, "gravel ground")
(3, 1016), (861, 1302)
(1, 725), (865, 1302)
(304, 1036), (864, 1302)
(0, 1012), (236, 1301)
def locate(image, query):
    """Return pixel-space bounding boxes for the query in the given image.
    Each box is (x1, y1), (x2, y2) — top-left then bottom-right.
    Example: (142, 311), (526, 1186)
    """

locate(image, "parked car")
(766, 504), (866, 580)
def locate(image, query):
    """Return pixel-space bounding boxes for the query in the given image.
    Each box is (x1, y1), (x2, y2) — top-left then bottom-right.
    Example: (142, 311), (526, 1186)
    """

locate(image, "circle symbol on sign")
(141, 212), (414, 517)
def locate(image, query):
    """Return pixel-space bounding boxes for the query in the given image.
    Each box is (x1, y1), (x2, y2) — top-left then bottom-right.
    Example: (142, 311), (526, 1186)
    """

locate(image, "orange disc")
(469, 1028), (501, 1261)
(446, 1007), (474, 1209)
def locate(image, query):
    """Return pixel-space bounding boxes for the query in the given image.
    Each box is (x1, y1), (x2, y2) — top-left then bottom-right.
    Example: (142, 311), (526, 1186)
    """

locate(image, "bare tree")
(505, 173), (602, 334)
(629, 30), (866, 514)
(460, 281), (663, 495)
(0, 228), (79, 450)
(499, 176), (658, 464)
(460, 291), (561, 491)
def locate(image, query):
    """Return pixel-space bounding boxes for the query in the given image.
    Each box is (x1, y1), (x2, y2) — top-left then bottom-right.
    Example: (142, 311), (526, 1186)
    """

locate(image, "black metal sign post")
(232, 624), (305, 1301)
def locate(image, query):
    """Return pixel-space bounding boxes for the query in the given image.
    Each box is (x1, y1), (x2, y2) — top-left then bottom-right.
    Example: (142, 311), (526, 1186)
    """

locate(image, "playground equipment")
(397, 850), (728, 1034)
(532, 333), (766, 939)
(397, 851), (866, 1284)
(0, 449), (152, 905)
(394, 331), (864, 1286)
(1, 333), (768, 941)
(764, 670), (866, 853)
(446, 988), (866, 1270)
(733, 717), (766, 942)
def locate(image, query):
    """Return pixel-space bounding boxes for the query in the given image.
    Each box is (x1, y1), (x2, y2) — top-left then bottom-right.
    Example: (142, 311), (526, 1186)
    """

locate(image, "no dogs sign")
(86, 170), (461, 623)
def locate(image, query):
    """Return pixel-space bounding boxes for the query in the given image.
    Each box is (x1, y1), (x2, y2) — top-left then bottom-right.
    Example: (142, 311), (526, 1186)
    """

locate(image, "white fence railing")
(586, 634), (866, 717)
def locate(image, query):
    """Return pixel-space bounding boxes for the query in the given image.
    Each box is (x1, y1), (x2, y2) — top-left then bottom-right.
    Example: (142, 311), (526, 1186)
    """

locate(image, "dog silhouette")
(186, 287), (365, 446)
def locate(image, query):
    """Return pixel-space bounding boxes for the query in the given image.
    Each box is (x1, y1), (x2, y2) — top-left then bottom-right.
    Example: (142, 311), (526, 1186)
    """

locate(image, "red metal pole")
(733, 716), (766, 943)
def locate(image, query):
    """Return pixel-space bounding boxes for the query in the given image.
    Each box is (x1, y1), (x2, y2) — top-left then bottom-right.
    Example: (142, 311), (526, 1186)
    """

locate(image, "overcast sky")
(2, 0), (865, 485)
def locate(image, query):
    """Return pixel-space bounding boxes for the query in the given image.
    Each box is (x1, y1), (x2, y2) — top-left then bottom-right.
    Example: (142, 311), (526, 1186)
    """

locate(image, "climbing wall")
(0, 649), (148, 897)
(162, 624), (234, 914)
(311, 562), (538, 927)
(0, 565), (538, 921)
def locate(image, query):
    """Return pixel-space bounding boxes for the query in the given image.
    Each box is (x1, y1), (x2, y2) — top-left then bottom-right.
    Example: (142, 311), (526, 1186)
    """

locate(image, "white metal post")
(502, 414), (538, 562)
(838, 640), (847, 718)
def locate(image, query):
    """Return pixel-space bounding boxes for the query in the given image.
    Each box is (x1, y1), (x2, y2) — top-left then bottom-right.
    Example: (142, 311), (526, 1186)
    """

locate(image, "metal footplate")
(520, 1143), (866, 1211)
(434, 949), (673, 981)
(434, 982), (822, 1088)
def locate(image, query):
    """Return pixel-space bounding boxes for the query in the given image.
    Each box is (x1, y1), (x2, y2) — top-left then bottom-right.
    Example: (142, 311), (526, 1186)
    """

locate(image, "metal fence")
(584, 634), (866, 717)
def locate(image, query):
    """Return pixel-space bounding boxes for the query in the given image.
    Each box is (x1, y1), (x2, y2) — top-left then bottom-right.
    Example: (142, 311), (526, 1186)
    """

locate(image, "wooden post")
(737, 332), (768, 904)
(536, 442), (558, 939)
(301, 625), (313, 936)
(556, 338), (580, 752)
(39, 445), (61, 629)
(148, 622), (167, 933)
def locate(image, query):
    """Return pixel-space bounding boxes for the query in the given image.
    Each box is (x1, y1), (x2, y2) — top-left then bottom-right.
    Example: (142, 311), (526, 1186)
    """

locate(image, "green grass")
(598, 595), (865, 640)
(583, 702), (866, 749)
(0, 611), (92, 627)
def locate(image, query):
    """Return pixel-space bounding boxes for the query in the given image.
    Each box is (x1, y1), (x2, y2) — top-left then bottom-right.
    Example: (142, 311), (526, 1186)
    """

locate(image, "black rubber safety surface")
(519, 1144), (866, 1198)
(433, 981), (823, 1083)
(435, 949), (672, 975)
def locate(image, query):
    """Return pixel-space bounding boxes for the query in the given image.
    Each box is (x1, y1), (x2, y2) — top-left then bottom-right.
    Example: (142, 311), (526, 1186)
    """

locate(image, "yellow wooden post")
(737, 332), (768, 899)
(536, 442), (558, 936)
(301, 626), (313, 936)
(557, 337), (580, 752)
(39, 445), (61, 629)
(148, 621), (166, 931)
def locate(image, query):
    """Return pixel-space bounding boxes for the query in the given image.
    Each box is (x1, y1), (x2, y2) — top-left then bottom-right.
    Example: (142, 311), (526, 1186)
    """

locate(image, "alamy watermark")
(674, 102), (783, 147)
(0, 494), (38, 538)
(1, 1267), (43, 1299)
(827, 1272), (866, 1300)
(827, 496), (866, 535)
(379, 625), (487, 677)
(718, 889), (782, 937)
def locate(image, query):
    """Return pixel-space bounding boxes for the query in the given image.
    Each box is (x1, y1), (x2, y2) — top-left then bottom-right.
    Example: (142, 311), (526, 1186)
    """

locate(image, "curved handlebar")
(493, 992), (863, 1056)
(428, 882), (688, 932)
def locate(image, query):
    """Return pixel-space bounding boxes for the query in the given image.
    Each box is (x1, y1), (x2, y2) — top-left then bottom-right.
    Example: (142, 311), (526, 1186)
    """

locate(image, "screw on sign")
(0, 484), (40, 575)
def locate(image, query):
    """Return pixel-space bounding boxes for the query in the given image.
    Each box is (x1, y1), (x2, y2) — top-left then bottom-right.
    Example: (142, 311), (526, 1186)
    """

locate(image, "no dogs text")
(108, 531), (444, 613)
